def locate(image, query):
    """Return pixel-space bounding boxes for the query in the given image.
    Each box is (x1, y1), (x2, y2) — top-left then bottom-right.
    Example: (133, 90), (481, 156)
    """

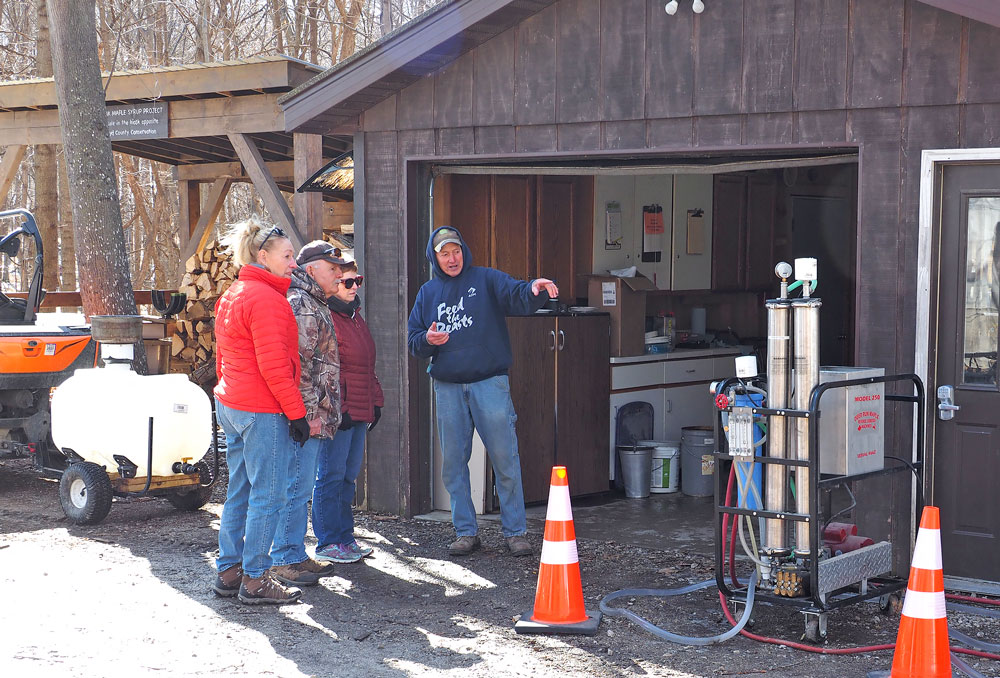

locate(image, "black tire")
(166, 462), (213, 511)
(58, 461), (113, 525)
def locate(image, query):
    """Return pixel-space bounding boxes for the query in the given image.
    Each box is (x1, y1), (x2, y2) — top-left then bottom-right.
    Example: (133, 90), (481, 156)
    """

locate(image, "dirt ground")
(1, 455), (998, 678)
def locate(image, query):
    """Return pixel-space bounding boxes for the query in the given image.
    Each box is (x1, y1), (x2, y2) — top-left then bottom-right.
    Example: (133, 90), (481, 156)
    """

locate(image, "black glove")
(368, 406), (382, 432)
(338, 411), (354, 431)
(289, 417), (310, 445)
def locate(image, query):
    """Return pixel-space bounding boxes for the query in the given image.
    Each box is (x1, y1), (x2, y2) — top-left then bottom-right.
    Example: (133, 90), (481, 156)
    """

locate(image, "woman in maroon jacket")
(313, 260), (384, 564)
(212, 217), (310, 605)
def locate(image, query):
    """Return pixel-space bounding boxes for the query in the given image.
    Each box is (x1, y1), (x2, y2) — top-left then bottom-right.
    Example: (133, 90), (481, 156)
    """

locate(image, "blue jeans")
(215, 399), (294, 578)
(434, 375), (526, 538)
(313, 424), (367, 549)
(271, 436), (321, 566)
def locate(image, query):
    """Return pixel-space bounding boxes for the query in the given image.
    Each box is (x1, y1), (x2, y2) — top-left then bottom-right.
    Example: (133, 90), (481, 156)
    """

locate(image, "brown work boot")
(270, 562), (321, 587)
(297, 557), (335, 577)
(238, 573), (303, 605)
(506, 535), (533, 558)
(448, 535), (481, 556)
(212, 564), (243, 597)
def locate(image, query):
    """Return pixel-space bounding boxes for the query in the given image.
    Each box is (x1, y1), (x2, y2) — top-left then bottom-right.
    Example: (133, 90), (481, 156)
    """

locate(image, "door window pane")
(962, 197), (1000, 386)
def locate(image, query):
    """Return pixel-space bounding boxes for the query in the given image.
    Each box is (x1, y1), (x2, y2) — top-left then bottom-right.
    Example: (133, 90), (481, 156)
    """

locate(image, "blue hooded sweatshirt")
(407, 226), (549, 384)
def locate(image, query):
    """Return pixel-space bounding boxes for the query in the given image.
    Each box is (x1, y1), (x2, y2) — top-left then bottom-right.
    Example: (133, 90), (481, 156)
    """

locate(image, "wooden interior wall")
(352, 0), (1000, 531)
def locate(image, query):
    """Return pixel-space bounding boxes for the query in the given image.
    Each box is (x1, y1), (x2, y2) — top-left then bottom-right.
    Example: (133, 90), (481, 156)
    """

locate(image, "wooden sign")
(106, 103), (168, 140)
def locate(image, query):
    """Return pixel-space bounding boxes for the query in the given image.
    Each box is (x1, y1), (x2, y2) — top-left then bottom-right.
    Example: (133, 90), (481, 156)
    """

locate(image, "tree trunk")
(380, 0), (393, 36)
(46, 0), (137, 320)
(34, 0), (59, 290)
(57, 152), (76, 290)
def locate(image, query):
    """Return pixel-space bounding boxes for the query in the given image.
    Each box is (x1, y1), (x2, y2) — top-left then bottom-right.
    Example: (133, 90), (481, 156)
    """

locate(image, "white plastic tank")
(51, 368), (212, 478)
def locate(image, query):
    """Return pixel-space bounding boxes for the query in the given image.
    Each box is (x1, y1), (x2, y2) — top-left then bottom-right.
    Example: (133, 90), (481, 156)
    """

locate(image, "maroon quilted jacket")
(328, 296), (384, 422)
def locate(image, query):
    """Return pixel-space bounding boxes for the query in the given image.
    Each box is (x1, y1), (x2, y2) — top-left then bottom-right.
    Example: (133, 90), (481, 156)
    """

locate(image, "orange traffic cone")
(890, 506), (951, 678)
(514, 466), (601, 635)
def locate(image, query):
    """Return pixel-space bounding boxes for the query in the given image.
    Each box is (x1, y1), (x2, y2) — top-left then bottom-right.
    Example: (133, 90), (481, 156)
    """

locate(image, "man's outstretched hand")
(531, 278), (559, 298)
(426, 321), (449, 346)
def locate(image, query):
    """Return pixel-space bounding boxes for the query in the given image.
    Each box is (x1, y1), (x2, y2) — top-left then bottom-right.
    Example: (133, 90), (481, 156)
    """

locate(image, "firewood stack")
(170, 239), (237, 385)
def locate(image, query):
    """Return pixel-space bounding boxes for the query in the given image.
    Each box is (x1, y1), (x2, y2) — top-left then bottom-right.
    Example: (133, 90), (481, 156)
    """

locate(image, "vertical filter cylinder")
(764, 300), (791, 554)
(792, 297), (822, 556)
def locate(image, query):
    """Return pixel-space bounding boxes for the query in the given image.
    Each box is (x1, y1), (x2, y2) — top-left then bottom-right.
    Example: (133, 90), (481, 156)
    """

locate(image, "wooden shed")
(0, 56), (354, 267)
(280, 0), (1000, 588)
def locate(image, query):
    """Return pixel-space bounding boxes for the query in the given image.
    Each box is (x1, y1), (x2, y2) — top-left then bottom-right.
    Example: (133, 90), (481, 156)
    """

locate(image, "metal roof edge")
(278, 0), (528, 129)
(915, 0), (1000, 29)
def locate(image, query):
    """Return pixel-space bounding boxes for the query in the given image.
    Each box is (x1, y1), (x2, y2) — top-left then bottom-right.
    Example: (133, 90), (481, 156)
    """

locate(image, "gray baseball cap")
(297, 241), (349, 267)
(432, 228), (462, 252)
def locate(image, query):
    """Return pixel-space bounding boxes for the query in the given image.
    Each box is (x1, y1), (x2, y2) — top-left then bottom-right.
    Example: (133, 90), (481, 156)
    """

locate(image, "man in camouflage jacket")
(270, 241), (350, 587)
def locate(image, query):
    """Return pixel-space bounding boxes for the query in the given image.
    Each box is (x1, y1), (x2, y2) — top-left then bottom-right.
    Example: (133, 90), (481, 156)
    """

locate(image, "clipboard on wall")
(686, 208), (705, 255)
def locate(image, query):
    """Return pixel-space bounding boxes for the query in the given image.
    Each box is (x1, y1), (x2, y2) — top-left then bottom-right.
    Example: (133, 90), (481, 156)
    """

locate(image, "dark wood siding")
(337, 0), (1000, 523)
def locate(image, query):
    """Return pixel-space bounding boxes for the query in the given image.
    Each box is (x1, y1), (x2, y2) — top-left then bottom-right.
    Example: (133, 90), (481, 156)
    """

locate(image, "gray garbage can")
(681, 426), (715, 497)
(618, 443), (653, 498)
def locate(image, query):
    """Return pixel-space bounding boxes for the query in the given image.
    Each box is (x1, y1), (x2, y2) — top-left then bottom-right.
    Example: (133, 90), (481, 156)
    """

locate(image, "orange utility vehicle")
(0, 209), (94, 460)
(0, 209), (216, 524)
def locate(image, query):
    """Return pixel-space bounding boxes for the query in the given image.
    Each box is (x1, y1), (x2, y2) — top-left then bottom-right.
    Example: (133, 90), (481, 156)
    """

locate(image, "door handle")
(558, 330), (566, 351)
(937, 385), (959, 420)
(549, 330), (556, 351)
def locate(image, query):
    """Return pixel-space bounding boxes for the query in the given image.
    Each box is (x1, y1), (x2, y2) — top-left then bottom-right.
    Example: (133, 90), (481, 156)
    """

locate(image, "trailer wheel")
(166, 462), (213, 511)
(59, 462), (113, 525)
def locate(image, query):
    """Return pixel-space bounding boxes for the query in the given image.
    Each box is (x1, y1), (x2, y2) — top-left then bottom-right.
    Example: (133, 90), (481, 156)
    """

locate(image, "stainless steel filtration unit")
(712, 260), (924, 641)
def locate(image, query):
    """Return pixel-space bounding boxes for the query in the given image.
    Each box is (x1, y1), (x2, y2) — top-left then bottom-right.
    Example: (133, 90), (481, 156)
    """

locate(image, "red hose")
(947, 593), (1000, 607)
(718, 591), (1000, 660)
(719, 462), (739, 588)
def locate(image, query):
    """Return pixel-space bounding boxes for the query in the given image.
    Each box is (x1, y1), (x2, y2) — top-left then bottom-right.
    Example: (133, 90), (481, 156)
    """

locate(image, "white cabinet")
(608, 350), (743, 480)
(671, 174), (714, 290)
(592, 174), (674, 289)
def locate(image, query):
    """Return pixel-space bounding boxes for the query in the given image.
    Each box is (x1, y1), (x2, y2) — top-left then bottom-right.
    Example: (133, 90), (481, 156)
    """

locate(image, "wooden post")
(175, 177), (232, 283)
(0, 145), (27, 205)
(177, 179), (200, 254)
(294, 133), (324, 242)
(227, 133), (305, 250)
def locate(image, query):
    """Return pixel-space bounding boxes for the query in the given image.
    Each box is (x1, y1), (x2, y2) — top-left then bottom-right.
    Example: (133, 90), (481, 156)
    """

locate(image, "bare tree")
(33, 0), (58, 289)
(45, 0), (137, 319)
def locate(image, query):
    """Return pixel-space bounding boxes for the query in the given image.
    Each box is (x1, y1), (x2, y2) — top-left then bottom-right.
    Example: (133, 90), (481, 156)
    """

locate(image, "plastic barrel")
(680, 426), (715, 497)
(733, 393), (765, 510)
(618, 444), (653, 498)
(639, 441), (679, 494)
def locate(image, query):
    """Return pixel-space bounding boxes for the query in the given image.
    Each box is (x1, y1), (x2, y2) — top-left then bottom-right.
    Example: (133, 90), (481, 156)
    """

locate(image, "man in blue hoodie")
(407, 226), (559, 557)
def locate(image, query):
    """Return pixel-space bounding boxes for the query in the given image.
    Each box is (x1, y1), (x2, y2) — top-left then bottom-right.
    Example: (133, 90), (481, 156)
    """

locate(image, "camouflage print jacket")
(287, 268), (341, 438)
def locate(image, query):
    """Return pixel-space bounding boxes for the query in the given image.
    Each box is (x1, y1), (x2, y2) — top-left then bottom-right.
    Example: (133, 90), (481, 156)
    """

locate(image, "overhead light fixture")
(665, 0), (705, 14)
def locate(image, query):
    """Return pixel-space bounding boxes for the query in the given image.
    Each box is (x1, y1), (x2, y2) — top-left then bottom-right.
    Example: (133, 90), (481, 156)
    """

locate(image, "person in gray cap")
(269, 240), (348, 588)
(407, 226), (558, 558)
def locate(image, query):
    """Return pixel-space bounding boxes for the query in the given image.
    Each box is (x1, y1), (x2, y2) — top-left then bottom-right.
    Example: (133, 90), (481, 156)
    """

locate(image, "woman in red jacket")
(211, 217), (310, 605)
(314, 260), (384, 564)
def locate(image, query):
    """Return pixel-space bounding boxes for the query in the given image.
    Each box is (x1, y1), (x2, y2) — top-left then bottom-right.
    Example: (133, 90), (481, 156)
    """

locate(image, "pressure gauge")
(774, 261), (793, 280)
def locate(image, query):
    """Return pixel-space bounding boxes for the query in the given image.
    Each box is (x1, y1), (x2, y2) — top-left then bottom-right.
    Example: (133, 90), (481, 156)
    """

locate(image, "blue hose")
(952, 654), (988, 678)
(599, 572), (758, 645)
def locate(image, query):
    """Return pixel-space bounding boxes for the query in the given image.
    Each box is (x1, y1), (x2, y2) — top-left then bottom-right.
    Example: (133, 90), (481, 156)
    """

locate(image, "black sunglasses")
(258, 226), (286, 252)
(339, 275), (364, 289)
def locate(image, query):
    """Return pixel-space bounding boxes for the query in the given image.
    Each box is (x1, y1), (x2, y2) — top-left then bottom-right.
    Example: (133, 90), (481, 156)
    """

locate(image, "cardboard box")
(587, 273), (657, 356)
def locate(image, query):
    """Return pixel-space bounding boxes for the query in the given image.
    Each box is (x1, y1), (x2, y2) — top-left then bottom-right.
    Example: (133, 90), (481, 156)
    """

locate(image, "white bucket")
(639, 440), (680, 494)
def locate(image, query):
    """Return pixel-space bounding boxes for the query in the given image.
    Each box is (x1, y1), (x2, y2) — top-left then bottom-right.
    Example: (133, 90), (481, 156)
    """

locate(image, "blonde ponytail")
(219, 215), (277, 269)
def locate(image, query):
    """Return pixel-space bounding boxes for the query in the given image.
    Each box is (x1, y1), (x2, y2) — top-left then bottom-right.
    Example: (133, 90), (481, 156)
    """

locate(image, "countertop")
(609, 346), (750, 365)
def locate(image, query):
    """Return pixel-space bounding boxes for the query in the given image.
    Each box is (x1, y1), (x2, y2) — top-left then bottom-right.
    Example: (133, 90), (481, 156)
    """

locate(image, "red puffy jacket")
(329, 302), (384, 422)
(214, 264), (306, 419)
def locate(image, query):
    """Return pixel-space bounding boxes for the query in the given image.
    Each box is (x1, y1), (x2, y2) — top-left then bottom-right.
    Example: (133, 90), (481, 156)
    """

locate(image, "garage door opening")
(419, 152), (859, 554)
